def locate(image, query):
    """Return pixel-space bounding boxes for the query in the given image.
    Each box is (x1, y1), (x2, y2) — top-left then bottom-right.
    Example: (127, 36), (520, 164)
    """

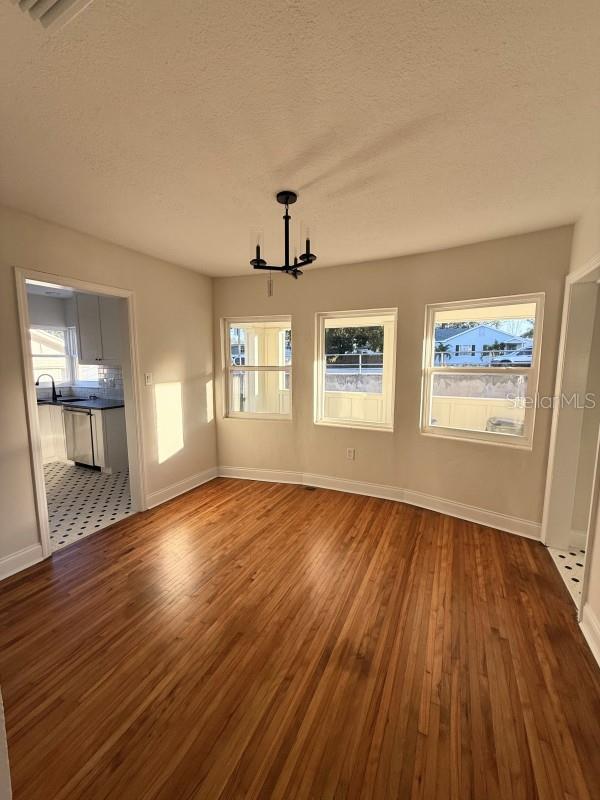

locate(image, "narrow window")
(315, 309), (397, 431)
(225, 317), (291, 418)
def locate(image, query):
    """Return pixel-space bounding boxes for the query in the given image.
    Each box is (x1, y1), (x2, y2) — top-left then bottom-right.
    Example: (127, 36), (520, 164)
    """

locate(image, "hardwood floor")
(1, 478), (599, 799)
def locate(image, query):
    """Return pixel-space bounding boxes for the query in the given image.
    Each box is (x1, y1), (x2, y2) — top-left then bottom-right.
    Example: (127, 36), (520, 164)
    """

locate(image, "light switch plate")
(144, 372), (153, 386)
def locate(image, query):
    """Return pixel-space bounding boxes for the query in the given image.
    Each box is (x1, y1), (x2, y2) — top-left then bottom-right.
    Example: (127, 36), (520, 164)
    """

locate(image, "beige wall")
(0, 205), (216, 564)
(213, 226), (572, 524)
(570, 192), (600, 272)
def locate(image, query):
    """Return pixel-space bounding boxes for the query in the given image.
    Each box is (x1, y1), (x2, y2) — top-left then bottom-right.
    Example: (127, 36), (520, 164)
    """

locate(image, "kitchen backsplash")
(36, 366), (125, 403)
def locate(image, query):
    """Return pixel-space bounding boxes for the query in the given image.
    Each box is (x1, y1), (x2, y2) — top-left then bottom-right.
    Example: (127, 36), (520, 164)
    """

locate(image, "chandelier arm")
(252, 263), (302, 277)
(252, 264), (288, 272)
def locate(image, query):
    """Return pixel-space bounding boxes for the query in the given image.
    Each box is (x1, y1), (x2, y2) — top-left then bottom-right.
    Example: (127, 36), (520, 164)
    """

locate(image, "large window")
(30, 327), (100, 385)
(225, 317), (292, 418)
(422, 294), (544, 447)
(315, 309), (397, 430)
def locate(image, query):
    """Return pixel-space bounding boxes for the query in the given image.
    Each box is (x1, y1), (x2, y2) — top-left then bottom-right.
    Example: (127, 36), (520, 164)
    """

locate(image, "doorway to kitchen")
(542, 256), (600, 617)
(16, 269), (146, 556)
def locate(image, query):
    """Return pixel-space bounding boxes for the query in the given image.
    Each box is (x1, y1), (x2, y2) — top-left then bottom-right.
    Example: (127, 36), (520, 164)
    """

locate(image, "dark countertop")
(37, 399), (125, 411)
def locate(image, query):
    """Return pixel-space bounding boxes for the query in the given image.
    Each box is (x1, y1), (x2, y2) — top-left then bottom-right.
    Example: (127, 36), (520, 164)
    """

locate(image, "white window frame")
(314, 308), (398, 432)
(223, 315), (292, 420)
(420, 293), (545, 449)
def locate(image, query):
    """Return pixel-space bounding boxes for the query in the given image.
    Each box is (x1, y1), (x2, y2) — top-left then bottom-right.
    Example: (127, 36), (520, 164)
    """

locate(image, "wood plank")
(0, 478), (599, 799)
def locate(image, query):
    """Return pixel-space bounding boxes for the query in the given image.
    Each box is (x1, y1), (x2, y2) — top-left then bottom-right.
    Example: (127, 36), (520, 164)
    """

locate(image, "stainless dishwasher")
(63, 407), (97, 467)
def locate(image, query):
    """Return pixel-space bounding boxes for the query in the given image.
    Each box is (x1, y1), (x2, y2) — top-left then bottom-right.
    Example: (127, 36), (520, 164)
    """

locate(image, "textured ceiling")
(1, 0), (600, 276)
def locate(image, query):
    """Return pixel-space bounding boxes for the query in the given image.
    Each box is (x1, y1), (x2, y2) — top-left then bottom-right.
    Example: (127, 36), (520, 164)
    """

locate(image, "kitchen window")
(30, 327), (100, 385)
(225, 317), (292, 418)
(421, 293), (544, 447)
(30, 328), (70, 383)
(315, 309), (397, 430)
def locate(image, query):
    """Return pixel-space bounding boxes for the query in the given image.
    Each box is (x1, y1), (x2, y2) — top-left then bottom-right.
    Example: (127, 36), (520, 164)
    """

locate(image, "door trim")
(14, 267), (148, 559)
(541, 251), (600, 620)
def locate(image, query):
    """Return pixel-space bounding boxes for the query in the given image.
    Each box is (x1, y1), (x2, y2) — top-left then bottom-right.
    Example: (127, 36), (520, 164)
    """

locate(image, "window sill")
(420, 427), (533, 450)
(314, 419), (394, 433)
(225, 413), (292, 421)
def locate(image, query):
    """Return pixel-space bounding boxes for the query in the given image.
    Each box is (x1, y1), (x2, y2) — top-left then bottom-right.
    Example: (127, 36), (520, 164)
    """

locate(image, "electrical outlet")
(346, 447), (356, 461)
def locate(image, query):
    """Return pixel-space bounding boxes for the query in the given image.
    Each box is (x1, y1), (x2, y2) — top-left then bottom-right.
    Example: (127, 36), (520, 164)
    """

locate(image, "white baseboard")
(302, 472), (406, 502)
(218, 466), (302, 485)
(218, 467), (541, 540)
(146, 467), (219, 508)
(402, 487), (541, 540)
(580, 603), (600, 668)
(0, 543), (44, 582)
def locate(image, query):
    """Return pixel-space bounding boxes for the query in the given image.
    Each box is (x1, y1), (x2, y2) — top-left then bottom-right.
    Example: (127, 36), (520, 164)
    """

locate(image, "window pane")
(229, 321), (291, 367)
(319, 313), (396, 429)
(33, 362), (69, 383)
(30, 329), (67, 356)
(229, 370), (291, 415)
(429, 373), (528, 436)
(31, 329), (69, 383)
(432, 302), (536, 367)
(325, 326), (383, 393)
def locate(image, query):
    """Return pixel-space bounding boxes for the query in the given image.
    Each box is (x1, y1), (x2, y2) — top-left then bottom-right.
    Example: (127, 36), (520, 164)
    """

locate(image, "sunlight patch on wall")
(155, 381), (184, 464)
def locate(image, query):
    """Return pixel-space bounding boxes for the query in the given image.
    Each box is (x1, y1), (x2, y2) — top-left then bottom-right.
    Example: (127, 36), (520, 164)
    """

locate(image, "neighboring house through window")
(435, 324), (529, 365)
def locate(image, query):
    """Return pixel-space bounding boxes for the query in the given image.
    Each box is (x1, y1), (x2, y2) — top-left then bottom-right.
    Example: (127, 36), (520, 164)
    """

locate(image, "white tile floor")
(44, 461), (131, 552)
(548, 546), (586, 605)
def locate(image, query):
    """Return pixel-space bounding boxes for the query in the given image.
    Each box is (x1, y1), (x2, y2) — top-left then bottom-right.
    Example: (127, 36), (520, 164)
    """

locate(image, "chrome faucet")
(35, 374), (61, 403)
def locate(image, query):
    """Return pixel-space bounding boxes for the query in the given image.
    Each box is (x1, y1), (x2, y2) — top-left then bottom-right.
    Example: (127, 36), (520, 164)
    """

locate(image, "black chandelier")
(250, 190), (317, 279)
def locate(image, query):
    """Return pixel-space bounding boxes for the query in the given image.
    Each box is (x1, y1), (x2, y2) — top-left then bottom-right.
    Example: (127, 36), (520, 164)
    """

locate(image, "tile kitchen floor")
(44, 461), (131, 552)
(548, 546), (586, 606)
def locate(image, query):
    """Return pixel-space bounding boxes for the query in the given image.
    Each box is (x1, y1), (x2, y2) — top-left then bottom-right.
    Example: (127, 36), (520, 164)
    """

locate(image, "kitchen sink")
(59, 398), (85, 403)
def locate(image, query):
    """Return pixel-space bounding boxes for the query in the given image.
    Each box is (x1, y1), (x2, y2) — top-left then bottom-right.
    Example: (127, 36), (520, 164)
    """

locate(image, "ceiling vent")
(13, 0), (95, 30)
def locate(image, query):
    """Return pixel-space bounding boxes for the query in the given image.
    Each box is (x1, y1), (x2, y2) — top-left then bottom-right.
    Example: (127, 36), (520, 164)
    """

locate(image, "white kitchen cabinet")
(38, 404), (67, 464)
(75, 293), (122, 366)
(75, 293), (102, 364)
(38, 404), (53, 463)
(98, 296), (122, 363)
(91, 408), (128, 473)
(51, 406), (67, 461)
